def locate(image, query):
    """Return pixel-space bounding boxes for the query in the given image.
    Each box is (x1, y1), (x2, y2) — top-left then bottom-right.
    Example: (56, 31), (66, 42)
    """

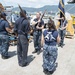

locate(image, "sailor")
(0, 12), (13, 59)
(58, 16), (68, 47)
(32, 12), (44, 55)
(14, 10), (30, 67)
(42, 18), (60, 74)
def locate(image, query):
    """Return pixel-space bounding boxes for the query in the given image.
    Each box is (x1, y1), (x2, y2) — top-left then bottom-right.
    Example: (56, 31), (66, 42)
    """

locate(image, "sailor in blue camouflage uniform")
(14, 10), (30, 67)
(42, 18), (60, 74)
(0, 12), (13, 59)
(58, 17), (68, 47)
(32, 12), (44, 54)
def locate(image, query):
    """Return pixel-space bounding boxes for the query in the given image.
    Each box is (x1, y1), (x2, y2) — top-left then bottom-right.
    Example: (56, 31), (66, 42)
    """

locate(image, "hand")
(38, 19), (41, 23)
(59, 27), (64, 30)
(36, 25), (39, 29)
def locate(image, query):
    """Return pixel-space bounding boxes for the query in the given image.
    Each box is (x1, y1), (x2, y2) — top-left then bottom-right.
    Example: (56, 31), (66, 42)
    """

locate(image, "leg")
(0, 36), (2, 54)
(58, 30), (63, 46)
(48, 47), (58, 73)
(43, 44), (49, 70)
(38, 32), (42, 50)
(37, 32), (42, 54)
(1, 35), (9, 58)
(33, 31), (39, 53)
(17, 35), (22, 65)
(61, 30), (66, 46)
(20, 35), (28, 66)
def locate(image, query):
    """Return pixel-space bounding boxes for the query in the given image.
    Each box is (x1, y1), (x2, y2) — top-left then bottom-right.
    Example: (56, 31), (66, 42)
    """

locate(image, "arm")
(36, 20), (44, 30)
(56, 18), (63, 20)
(41, 33), (45, 46)
(14, 20), (18, 34)
(60, 21), (68, 30)
(25, 20), (31, 34)
(6, 28), (13, 33)
(5, 22), (13, 33)
(57, 34), (61, 44)
(36, 25), (44, 30)
(32, 20), (38, 26)
(62, 23), (68, 30)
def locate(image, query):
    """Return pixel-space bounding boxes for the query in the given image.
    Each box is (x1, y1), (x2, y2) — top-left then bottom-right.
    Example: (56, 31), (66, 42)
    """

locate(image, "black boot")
(43, 69), (48, 74)
(32, 50), (37, 54)
(1, 55), (10, 59)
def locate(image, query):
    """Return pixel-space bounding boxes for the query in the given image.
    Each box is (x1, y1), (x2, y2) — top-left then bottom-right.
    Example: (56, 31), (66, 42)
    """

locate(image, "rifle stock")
(38, 9), (47, 26)
(40, 9), (47, 20)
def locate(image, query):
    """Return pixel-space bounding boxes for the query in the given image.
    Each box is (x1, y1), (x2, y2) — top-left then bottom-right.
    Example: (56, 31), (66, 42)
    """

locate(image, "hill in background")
(12, 4), (75, 14)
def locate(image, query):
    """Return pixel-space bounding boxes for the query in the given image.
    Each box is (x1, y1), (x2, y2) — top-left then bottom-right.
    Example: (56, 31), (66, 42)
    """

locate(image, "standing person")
(0, 12), (13, 59)
(58, 17), (68, 47)
(32, 12), (44, 54)
(14, 10), (30, 67)
(42, 18), (60, 74)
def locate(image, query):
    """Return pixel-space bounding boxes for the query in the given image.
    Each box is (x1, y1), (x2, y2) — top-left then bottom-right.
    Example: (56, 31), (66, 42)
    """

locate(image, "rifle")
(18, 4), (27, 19)
(40, 10), (47, 20)
(18, 4), (30, 31)
(37, 9), (47, 27)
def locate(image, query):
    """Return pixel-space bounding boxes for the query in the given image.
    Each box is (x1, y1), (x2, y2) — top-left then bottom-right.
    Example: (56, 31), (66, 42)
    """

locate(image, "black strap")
(19, 18), (25, 34)
(19, 18), (29, 40)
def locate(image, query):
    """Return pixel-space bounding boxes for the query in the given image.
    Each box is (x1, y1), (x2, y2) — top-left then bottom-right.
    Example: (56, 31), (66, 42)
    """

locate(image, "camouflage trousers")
(43, 44), (58, 71)
(17, 34), (29, 65)
(33, 31), (42, 51)
(0, 35), (9, 57)
(58, 29), (66, 45)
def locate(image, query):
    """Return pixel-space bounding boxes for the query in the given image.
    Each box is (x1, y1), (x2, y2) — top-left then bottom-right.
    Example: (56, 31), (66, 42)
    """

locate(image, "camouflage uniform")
(58, 20), (68, 46)
(43, 44), (58, 71)
(0, 19), (10, 58)
(43, 29), (58, 72)
(0, 35), (9, 57)
(33, 31), (42, 50)
(33, 18), (44, 52)
(14, 16), (30, 66)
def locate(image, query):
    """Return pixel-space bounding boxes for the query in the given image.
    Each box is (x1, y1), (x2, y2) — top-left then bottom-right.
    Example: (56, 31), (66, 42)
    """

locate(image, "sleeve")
(4, 21), (10, 28)
(33, 18), (37, 22)
(43, 29), (47, 37)
(14, 20), (18, 33)
(43, 30), (45, 36)
(54, 31), (59, 38)
(64, 20), (68, 26)
(65, 20), (68, 24)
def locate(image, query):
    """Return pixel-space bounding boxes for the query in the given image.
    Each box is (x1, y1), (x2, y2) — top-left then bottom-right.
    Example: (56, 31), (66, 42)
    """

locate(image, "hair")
(0, 12), (6, 21)
(20, 11), (27, 19)
(20, 12), (24, 17)
(37, 12), (41, 15)
(48, 17), (57, 31)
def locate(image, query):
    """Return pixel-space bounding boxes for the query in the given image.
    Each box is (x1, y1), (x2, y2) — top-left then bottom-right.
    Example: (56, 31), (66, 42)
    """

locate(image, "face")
(36, 12), (41, 19)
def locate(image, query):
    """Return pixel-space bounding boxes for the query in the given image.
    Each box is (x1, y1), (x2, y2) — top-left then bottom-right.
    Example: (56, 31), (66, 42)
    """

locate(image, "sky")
(0, 0), (69, 8)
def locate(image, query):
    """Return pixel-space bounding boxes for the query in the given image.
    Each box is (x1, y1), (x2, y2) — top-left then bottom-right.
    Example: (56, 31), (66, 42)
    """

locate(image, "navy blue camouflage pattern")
(43, 44), (58, 71)
(0, 35), (9, 57)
